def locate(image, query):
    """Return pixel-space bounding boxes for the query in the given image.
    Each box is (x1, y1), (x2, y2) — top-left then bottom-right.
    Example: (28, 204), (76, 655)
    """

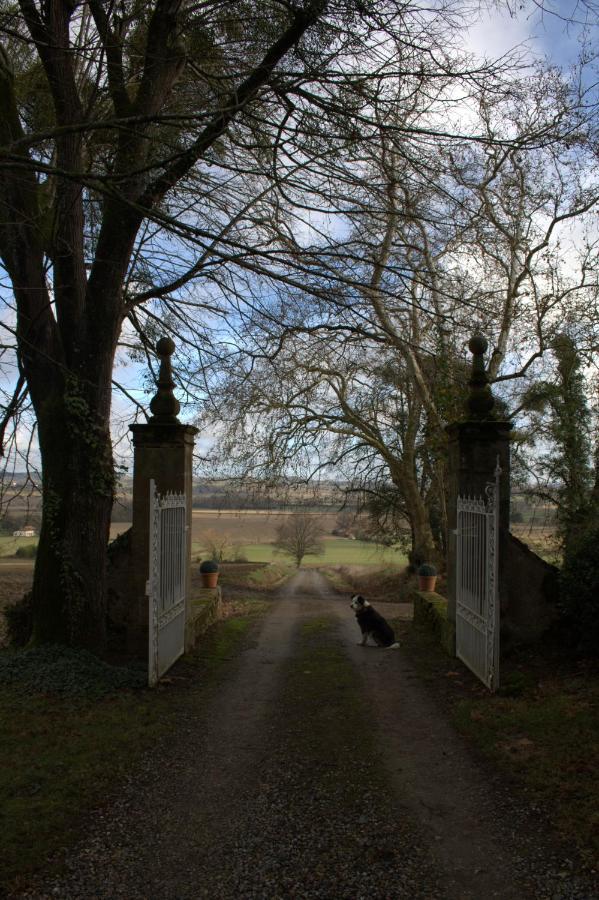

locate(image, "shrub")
(199, 559), (219, 573)
(559, 524), (599, 654)
(4, 591), (34, 647)
(15, 544), (37, 559)
(418, 563), (437, 576)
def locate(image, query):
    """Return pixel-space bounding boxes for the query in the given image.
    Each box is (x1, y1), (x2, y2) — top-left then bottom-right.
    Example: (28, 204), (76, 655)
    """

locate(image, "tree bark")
(388, 462), (437, 566)
(29, 358), (115, 649)
(401, 475), (437, 566)
(33, 433), (113, 648)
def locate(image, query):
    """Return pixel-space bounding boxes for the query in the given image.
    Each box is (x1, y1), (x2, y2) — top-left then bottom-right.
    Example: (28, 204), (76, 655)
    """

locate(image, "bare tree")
(200, 529), (234, 564)
(201, 67), (599, 564)
(273, 512), (324, 567)
(3, 0), (471, 648)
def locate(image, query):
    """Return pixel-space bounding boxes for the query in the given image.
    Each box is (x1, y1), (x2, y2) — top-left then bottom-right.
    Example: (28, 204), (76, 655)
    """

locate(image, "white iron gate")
(456, 464), (500, 691)
(147, 479), (186, 686)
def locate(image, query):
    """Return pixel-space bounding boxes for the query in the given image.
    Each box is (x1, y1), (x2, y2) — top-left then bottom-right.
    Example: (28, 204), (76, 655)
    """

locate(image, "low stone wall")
(411, 589), (455, 655)
(186, 587), (223, 650)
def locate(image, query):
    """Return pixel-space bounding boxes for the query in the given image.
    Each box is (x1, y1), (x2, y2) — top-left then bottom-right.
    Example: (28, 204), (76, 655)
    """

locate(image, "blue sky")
(467, 1), (596, 67)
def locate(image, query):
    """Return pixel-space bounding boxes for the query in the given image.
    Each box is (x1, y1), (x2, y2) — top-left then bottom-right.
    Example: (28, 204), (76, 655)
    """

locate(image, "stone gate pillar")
(128, 338), (198, 657)
(445, 336), (512, 648)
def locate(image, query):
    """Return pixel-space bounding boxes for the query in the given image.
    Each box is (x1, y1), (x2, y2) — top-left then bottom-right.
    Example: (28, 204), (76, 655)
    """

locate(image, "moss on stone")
(412, 590), (455, 655)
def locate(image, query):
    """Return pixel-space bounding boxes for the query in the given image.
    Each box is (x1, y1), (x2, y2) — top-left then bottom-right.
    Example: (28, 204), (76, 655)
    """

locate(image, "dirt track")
(14, 570), (598, 899)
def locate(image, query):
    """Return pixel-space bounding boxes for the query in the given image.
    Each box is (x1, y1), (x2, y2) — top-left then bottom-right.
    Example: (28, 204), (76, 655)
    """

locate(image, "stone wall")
(503, 533), (559, 647)
(106, 528), (133, 646)
(186, 588), (223, 649)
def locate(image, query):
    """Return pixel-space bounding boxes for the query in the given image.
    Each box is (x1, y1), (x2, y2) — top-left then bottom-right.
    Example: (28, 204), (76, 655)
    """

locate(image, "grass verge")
(218, 561), (293, 591)
(397, 621), (599, 866)
(320, 563), (409, 599)
(0, 613), (265, 894)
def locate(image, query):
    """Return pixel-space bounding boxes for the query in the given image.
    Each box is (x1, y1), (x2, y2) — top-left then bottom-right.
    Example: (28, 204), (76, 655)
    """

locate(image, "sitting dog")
(350, 594), (400, 649)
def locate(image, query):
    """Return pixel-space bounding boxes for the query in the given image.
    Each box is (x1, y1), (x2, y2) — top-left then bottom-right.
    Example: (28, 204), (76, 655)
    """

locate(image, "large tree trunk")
(1, 0), (325, 652)
(405, 485), (437, 566)
(33, 430), (113, 649)
(389, 463), (437, 566)
(28, 346), (116, 651)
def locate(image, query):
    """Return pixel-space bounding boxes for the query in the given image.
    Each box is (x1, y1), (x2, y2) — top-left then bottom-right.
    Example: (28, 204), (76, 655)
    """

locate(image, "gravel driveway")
(12, 570), (598, 900)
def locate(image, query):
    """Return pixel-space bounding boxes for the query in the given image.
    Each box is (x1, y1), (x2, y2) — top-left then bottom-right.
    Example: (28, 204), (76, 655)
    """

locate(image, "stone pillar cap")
(466, 333), (495, 419)
(149, 337), (181, 423)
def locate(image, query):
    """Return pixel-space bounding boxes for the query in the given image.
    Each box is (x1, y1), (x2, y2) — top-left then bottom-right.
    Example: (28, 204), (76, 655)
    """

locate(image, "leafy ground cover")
(396, 621), (599, 867)
(0, 645), (146, 697)
(0, 604), (269, 894)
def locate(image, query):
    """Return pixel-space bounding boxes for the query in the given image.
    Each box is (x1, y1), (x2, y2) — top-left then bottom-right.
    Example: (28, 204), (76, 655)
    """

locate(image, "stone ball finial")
(156, 336), (176, 357)
(468, 334), (488, 356)
(149, 336), (180, 423)
(466, 333), (495, 420)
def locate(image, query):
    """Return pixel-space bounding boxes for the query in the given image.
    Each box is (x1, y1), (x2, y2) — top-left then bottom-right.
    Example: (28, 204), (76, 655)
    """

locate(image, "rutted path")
(15, 571), (598, 899)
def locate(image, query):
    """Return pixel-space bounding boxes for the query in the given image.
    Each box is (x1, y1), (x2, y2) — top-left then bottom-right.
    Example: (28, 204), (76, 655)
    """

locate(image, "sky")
(469, 1), (597, 63)
(0, 0), (596, 477)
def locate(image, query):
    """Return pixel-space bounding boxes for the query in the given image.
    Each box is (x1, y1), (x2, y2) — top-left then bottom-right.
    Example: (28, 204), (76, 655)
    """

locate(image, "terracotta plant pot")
(418, 575), (437, 592)
(200, 572), (219, 589)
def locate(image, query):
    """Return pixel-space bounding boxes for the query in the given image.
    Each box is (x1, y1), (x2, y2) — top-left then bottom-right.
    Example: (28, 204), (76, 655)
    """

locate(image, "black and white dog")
(350, 595), (400, 649)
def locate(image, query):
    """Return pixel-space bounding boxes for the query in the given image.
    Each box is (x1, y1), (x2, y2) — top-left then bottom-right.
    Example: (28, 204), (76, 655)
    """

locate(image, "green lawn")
(0, 535), (38, 558)
(193, 538), (407, 568)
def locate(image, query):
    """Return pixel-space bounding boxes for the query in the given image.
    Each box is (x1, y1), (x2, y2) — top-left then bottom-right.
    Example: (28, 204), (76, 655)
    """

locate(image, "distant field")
(210, 538), (408, 568)
(2, 512), (562, 580)
(0, 535), (38, 558)
(186, 510), (406, 566)
(111, 509), (340, 544)
(110, 509), (407, 566)
(191, 509), (339, 543)
(511, 524), (561, 565)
